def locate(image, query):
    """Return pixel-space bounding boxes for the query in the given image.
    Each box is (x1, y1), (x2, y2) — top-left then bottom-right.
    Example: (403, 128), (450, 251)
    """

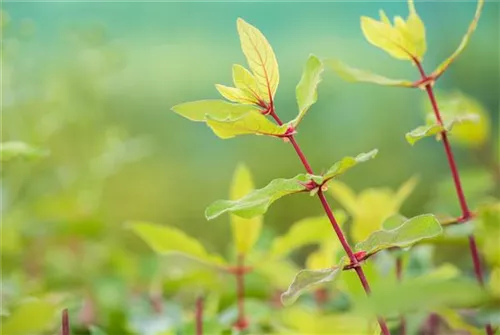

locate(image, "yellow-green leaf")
(424, 91), (490, 147)
(292, 54), (324, 127)
(432, 0), (485, 79)
(355, 214), (443, 254)
(326, 59), (413, 87)
(237, 18), (279, 103)
(327, 181), (358, 214)
(1, 299), (58, 335)
(171, 99), (257, 122)
(270, 213), (345, 259)
(229, 163), (263, 255)
(232, 64), (260, 102)
(281, 257), (346, 306)
(306, 239), (341, 270)
(0, 141), (49, 162)
(127, 221), (226, 265)
(438, 308), (483, 335)
(205, 111), (290, 139)
(215, 84), (258, 105)
(322, 149), (378, 183)
(205, 174), (310, 220)
(406, 114), (480, 146)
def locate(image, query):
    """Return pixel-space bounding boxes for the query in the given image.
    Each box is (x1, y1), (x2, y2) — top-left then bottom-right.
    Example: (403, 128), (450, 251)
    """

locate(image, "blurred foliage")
(1, 1), (499, 334)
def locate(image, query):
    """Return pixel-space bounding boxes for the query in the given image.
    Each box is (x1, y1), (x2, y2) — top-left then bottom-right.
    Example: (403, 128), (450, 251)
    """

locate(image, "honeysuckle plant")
(168, 17), (458, 335)
(327, 0), (496, 334)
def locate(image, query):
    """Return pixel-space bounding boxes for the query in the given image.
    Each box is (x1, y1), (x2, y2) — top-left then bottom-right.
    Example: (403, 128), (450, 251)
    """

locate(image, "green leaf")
(215, 84), (258, 105)
(353, 278), (491, 318)
(405, 114), (480, 146)
(405, 123), (444, 146)
(1, 299), (58, 335)
(159, 252), (227, 280)
(325, 59), (413, 87)
(321, 149), (378, 183)
(0, 141), (49, 162)
(232, 64), (259, 98)
(171, 99), (256, 122)
(237, 18), (279, 103)
(205, 111), (290, 139)
(127, 221), (226, 265)
(269, 213), (346, 259)
(355, 214), (443, 254)
(381, 214), (407, 230)
(281, 258), (346, 306)
(205, 174), (310, 220)
(89, 326), (108, 335)
(432, 0), (484, 79)
(292, 55), (324, 127)
(229, 163), (263, 255)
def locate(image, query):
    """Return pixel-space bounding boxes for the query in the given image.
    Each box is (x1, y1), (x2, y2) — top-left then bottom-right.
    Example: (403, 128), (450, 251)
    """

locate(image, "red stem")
(396, 257), (406, 335)
(195, 296), (203, 335)
(61, 309), (70, 335)
(414, 60), (494, 335)
(234, 254), (248, 330)
(269, 109), (391, 335)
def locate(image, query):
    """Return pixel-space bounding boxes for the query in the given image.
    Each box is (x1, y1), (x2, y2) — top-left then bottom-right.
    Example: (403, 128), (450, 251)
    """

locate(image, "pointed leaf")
(215, 84), (257, 105)
(270, 213), (346, 259)
(432, 0), (484, 79)
(322, 149), (378, 183)
(171, 99), (256, 122)
(229, 163), (263, 255)
(127, 221), (226, 265)
(205, 111), (290, 139)
(381, 214), (408, 230)
(406, 114), (480, 145)
(356, 214), (443, 254)
(237, 18), (279, 103)
(0, 141), (49, 162)
(232, 64), (260, 102)
(405, 0), (427, 60)
(292, 55), (324, 127)
(361, 15), (409, 60)
(326, 59), (413, 87)
(281, 258), (346, 306)
(205, 174), (310, 220)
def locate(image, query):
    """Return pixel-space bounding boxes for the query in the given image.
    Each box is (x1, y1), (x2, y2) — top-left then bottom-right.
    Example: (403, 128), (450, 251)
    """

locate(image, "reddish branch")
(195, 296), (203, 335)
(61, 309), (70, 335)
(268, 108), (391, 335)
(233, 254), (249, 331)
(413, 58), (494, 335)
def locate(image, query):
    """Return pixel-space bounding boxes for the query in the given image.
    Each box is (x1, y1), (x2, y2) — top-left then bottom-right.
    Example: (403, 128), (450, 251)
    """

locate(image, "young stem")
(234, 254), (248, 330)
(396, 257), (406, 335)
(269, 110), (391, 335)
(61, 309), (70, 335)
(195, 296), (203, 335)
(414, 60), (494, 335)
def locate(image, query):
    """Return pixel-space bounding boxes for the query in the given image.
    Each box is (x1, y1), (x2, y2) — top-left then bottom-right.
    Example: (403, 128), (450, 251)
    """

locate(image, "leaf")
(432, 0), (485, 79)
(269, 213), (346, 259)
(127, 221), (226, 265)
(171, 99), (256, 122)
(438, 309), (483, 335)
(322, 149), (378, 183)
(327, 180), (358, 214)
(215, 84), (257, 105)
(325, 59), (413, 87)
(281, 258), (346, 306)
(292, 55), (324, 127)
(159, 252), (227, 283)
(405, 114), (480, 146)
(0, 141), (49, 161)
(306, 239), (341, 270)
(229, 163), (263, 255)
(205, 111), (290, 139)
(394, 175), (419, 208)
(205, 174), (310, 220)
(89, 326), (108, 335)
(1, 299), (58, 335)
(232, 64), (259, 98)
(381, 214), (407, 230)
(353, 278), (491, 318)
(237, 18), (279, 103)
(405, 123), (445, 146)
(356, 214), (443, 254)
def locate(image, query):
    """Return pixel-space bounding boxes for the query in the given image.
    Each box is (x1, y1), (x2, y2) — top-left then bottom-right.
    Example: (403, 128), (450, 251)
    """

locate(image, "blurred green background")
(1, 1), (499, 332)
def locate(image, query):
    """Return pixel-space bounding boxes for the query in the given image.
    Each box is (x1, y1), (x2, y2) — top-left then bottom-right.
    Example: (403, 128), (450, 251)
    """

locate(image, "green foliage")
(356, 214), (443, 254)
(321, 149), (377, 183)
(0, 141), (49, 161)
(205, 174), (309, 220)
(90, 325), (108, 335)
(171, 100), (255, 122)
(281, 258), (346, 306)
(1, 298), (58, 335)
(325, 59), (413, 87)
(405, 114), (479, 145)
(292, 55), (324, 127)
